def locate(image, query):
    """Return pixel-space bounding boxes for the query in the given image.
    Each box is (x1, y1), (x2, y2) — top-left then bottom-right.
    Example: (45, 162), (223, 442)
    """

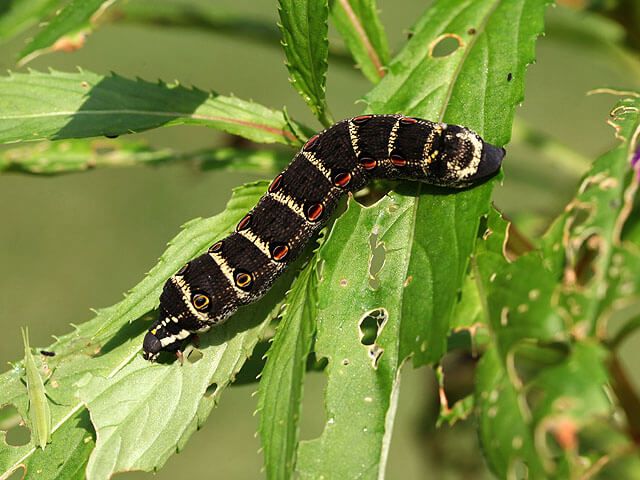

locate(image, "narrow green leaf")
(328, 0), (390, 83)
(0, 0), (59, 45)
(0, 139), (290, 176)
(0, 70), (304, 146)
(277, 0), (333, 126)
(21, 327), (52, 451)
(18, 0), (113, 65)
(257, 258), (318, 480)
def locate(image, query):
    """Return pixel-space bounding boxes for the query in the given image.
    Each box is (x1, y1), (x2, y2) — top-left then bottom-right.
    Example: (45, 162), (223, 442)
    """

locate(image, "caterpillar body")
(142, 114), (505, 361)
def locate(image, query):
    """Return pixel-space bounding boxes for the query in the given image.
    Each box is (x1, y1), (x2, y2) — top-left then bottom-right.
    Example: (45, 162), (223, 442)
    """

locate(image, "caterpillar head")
(431, 124), (504, 186)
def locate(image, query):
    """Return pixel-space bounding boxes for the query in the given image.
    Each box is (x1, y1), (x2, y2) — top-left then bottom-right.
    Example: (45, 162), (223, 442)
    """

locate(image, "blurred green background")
(1, 0), (639, 478)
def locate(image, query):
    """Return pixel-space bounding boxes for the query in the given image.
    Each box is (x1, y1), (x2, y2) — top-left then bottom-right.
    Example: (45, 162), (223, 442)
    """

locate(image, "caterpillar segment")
(143, 114), (505, 361)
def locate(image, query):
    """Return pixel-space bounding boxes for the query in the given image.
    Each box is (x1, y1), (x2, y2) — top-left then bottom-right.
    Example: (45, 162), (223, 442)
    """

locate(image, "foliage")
(1, 0), (640, 479)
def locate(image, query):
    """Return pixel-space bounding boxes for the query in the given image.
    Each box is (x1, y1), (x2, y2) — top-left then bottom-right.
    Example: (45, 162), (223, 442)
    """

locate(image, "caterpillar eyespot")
(209, 241), (223, 254)
(192, 293), (210, 311)
(177, 263), (189, 275)
(142, 114), (505, 362)
(236, 214), (251, 232)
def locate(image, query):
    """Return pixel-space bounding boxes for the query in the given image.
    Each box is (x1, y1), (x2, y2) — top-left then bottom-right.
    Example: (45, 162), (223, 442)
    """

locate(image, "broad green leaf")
(0, 182), (270, 477)
(328, 0), (390, 83)
(277, 0), (333, 126)
(0, 0), (59, 45)
(0, 139), (289, 176)
(257, 258), (319, 480)
(18, 0), (114, 65)
(21, 328), (52, 451)
(365, 0), (550, 145)
(0, 70), (304, 146)
(296, 1), (549, 477)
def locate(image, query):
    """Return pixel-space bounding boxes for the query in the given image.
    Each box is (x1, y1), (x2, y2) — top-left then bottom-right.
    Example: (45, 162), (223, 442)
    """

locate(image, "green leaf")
(0, 139), (290, 176)
(277, 0), (333, 126)
(0, 182), (270, 477)
(21, 327), (52, 451)
(18, 0), (113, 66)
(0, 0), (59, 45)
(0, 70), (304, 146)
(257, 258), (319, 480)
(16, 410), (95, 480)
(365, 0), (551, 145)
(295, 1), (549, 476)
(328, 0), (390, 83)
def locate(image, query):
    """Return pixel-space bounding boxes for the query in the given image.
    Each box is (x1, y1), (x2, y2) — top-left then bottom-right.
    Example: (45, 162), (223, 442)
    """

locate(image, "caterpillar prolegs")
(142, 114), (505, 362)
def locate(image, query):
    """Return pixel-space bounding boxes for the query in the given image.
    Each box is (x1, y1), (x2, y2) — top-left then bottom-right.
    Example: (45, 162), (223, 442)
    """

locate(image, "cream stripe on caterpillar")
(207, 251), (251, 299)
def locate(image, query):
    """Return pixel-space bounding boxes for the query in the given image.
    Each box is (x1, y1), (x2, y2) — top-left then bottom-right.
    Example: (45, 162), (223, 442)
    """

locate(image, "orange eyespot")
(192, 293), (210, 311)
(209, 241), (223, 254)
(333, 172), (351, 188)
(269, 174), (283, 193)
(304, 134), (319, 151)
(272, 244), (289, 261)
(360, 157), (376, 170)
(400, 117), (418, 124)
(236, 214), (251, 232)
(306, 203), (323, 222)
(235, 271), (253, 288)
(352, 115), (373, 125)
(391, 154), (407, 166)
(177, 262), (189, 275)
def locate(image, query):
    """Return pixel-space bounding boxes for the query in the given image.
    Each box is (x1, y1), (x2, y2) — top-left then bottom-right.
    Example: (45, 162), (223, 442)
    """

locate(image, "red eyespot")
(391, 154), (407, 166)
(209, 241), (223, 254)
(304, 134), (320, 151)
(333, 172), (351, 188)
(272, 244), (289, 261)
(306, 203), (323, 222)
(269, 174), (283, 193)
(236, 214), (251, 232)
(352, 115), (373, 125)
(400, 117), (418, 124)
(360, 157), (376, 170)
(235, 271), (253, 289)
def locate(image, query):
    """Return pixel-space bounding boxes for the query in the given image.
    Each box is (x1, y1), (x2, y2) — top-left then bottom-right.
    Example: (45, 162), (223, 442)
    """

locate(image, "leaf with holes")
(257, 258), (319, 480)
(0, 70), (305, 146)
(277, 0), (332, 126)
(328, 0), (390, 83)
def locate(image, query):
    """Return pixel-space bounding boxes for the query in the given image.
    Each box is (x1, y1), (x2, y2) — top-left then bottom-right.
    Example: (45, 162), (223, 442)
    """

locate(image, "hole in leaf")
(204, 383), (218, 398)
(6, 424), (30, 447)
(441, 350), (478, 406)
(430, 34), (463, 58)
(358, 309), (388, 368)
(368, 230), (386, 290)
(6, 466), (25, 480)
(0, 404), (22, 431)
(186, 347), (203, 364)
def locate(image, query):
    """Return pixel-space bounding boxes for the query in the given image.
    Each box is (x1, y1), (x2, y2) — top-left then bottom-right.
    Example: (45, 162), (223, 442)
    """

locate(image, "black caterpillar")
(142, 114), (505, 361)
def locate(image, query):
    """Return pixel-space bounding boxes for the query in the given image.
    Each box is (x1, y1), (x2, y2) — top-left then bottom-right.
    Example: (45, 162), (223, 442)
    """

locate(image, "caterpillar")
(142, 114), (505, 362)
